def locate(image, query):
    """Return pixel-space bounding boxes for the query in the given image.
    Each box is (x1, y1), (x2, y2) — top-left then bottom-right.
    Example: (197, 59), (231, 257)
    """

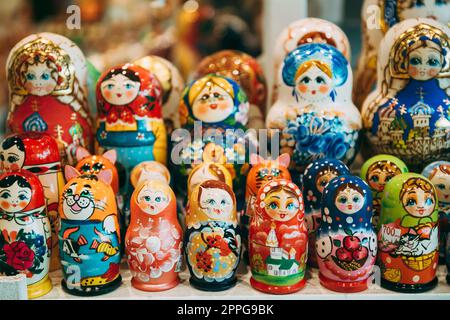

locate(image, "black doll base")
(61, 275), (122, 297)
(381, 277), (437, 293)
(189, 277), (237, 292)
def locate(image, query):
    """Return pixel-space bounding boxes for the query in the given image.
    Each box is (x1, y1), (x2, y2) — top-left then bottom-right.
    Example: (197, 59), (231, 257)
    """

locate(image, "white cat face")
(62, 182), (95, 220)
(334, 186), (364, 214)
(0, 181), (31, 213)
(199, 187), (233, 220)
(137, 188), (169, 215)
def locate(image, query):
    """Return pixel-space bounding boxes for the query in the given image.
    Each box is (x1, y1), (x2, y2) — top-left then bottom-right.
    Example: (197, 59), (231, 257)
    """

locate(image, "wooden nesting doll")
(360, 155), (408, 229)
(243, 154), (292, 261)
(271, 18), (351, 105)
(422, 161), (450, 267)
(6, 32), (93, 165)
(185, 180), (241, 291)
(96, 63), (167, 200)
(194, 50), (267, 129)
(267, 43), (361, 171)
(59, 166), (121, 296)
(125, 180), (182, 291)
(302, 158), (350, 268)
(378, 173), (439, 292)
(173, 74), (251, 210)
(0, 170), (52, 299)
(362, 19), (450, 171)
(354, 0), (450, 109)
(249, 179), (308, 294)
(316, 175), (377, 293)
(0, 132), (64, 271)
(134, 55), (185, 133)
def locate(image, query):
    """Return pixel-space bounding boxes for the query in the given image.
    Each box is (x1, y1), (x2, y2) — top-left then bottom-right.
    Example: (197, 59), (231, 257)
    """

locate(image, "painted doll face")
(398, 0), (449, 22)
(192, 84), (234, 123)
(265, 189), (299, 222)
(430, 171), (450, 203)
(367, 166), (400, 192)
(316, 171), (338, 194)
(0, 145), (24, 172)
(137, 187), (169, 215)
(402, 186), (435, 217)
(0, 181), (31, 213)
(62, 181), (96, 220)
(295, 65), (332, 103)
(408, 47), (443, 81)
(100, 74), (141, 105)
(23, 63), (57, 96)
(335, 186), (364, 214)
(199, 187), (233, 220)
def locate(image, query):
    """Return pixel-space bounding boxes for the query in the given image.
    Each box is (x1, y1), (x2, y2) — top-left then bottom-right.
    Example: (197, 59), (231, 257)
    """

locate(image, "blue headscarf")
(320, 175), (373, 232)
(302, 159), (350, 214)
(282, 43), (349, 102)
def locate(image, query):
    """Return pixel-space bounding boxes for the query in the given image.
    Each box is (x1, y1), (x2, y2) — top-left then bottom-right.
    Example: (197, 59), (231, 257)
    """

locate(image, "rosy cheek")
(428, 68), (439, 77)
(409, 66), (419, 77)
(297, 84), (308, 93)
(319, 85), (329, 93)
(24, 82), (35, 92)
(103, 90), (112, 100)
(19, 201), (27, 208)
(1, 201), (10, 209)
(45, 83), (55, 92)
(218, 101), (232, 110)
(196, 103), (209, 115)
(10, 164), (20, 171)
(125, 90), (135, 98)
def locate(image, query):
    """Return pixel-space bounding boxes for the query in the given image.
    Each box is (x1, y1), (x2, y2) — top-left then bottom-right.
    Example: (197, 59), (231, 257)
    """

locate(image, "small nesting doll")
(249, 179), (308, 294)
(194, 50), (267, 129)
(271, 18), (351, 105)
(378, 173), (439, 292)
(267, 43), (361, 171)
(0, 170), (52, 299)
(362, 19), (450, 171)
(59, 166), (121, 296)
(354, 0), (450, 109)
(6, 32), (93, 165)
(96, 63), (167, 201)
(0, 132), (64, 271)
(302, 158), (350, 268)
(185, 180), (241, 291)
(422, 161), (450, 268)
(173, 74), (251, 210)
(125, 180), (182, 291)
(361, 155), (409, 228)
(134, 55), (185, 133)
(316, 175), (377, 293)
(243, 154), (291, 261)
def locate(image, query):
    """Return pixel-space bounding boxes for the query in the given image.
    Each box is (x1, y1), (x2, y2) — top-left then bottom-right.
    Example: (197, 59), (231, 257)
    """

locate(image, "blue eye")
(107, 84), (114, 90)
(144, 196), (151, 201)
(125, 83), (134, 90)
(271, 168), (280, 176)
(208, 199), (216, 205)
(338, 197), (347, 204)
(410, 57), (422, 65)
(26, 73), (36, 80)
(370, 175), (379, 183)
(301, 77), (311, 84)
(155, 197), (161, 203)
(286, 202), (296, 210)
(1, 193), (10, 199)
(269, 202), (278, 210)
(406, 198), (416, 206)
(41, 73), (50, 80)
(81, 190), (90, 197)
(353, 196), (361, 203)
(221, 199), (226, 205)
(428, 58), (440, 67)
(316, 77), (325, 84)
(18, 194), (28, 201)
(437, 184), (446, 190)
(425, 198), (434, 206)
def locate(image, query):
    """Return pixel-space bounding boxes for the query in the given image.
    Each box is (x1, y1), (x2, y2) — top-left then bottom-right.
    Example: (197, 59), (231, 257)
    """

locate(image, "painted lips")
(209, 104), (218, 110)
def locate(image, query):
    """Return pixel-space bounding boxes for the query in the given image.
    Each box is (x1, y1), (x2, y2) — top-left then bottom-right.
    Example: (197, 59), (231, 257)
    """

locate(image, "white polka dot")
(260, 194), (265, 200)
(412, 275), (420, 283)
(263, 186), (270, 192)
(327, 217), (332, 223)
(346, 217), (353, 224)
(324, 208), (330, 215)
(338, 224), (342, 228)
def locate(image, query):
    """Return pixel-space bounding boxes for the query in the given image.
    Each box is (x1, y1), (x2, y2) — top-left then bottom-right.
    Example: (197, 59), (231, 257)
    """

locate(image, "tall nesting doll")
(0, 170), (52, 298)
(126, 180), (182, 291)
(362, 19), (450, 171)
(249, 179), (308, 294)
(302, 159), (350, 268)
(6, 32), (93, 165)
(0, 132), (64, 271)
(59, 166), (121, 296)
(185, 180), (241, 291)
(316, 176), (377, 293)
(378, 173), (439, 292)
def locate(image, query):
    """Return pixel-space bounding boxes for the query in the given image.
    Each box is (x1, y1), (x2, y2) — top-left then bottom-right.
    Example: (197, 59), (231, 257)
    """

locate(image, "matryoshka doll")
(302, 159), (350, 268)
(134, 55), (185, 133)
(59, 166), (121, 296)
(362, 19), (450, 171)
(6, 32), (93, 165)
(96, 63), (167, 201)
(173, 74), (250, 208)
(378, 173), (439, 292)
(185, 180), (241, 291)
(267, 43), (361, 171)
(0, 170), (52, 299)
(194, 50), (267, 129)
(271, 18), (351, 105)
(354, 0), (450, 108)
(249, 179), (308, 294)
(360, 155), (408, 229)
(0, 132), (64, 271)
(316, 175), (377, 293)
(125, 180), (182, 291)
(422, 161), (450, 267)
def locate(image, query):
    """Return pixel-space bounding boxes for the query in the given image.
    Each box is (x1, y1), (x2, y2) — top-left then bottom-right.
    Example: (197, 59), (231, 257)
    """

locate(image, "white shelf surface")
(39, 261), (450, 300)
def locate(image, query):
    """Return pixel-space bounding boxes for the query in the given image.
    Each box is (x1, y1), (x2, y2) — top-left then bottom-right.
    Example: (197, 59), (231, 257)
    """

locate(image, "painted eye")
(338, 196), (347, 204)
(406, 198), (416, 206)
(208, 199), (216, 205)
(258, 169), (268, 178)
(155, 197), (161, 203)
(213, 92), (221, 98)
(201, 94), (209, 100)
(269, 202), (278, 210)
(18, 194), (28, 201)
(271, 168), (280, 176)
(221, 199), (226, 205)
(0, 154), (4, 161)
(437, 184), (446, 190)
(414, 0), (425, 7)
(26, 73), (36, 81)
(65, 189), (73, 195)
(92, 163), (104, 171)
(385, 175), (393, 182)
(353, 196), (361, 203)
(436, 0), (446, 5)
(7, 156), (18, 163)
(106, 84), (114, 90)
(41, 73), (50, 80)
(370, 175), (379, 183)
(425, 197), (434, 206)
(81, 163), (91, 172)
(286, 202), (296, 210)
(301, 76), (311, 84)
(410, 57), (422, 65)
(80, 190), (90, 197)
(320, 179), (328, 187)
(315, 76), (326, 84)
(427, 58), (440, 67)
(144, 196), (151, 202)
(125, 83), (134, 90)
(1, 192), (10, 199)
